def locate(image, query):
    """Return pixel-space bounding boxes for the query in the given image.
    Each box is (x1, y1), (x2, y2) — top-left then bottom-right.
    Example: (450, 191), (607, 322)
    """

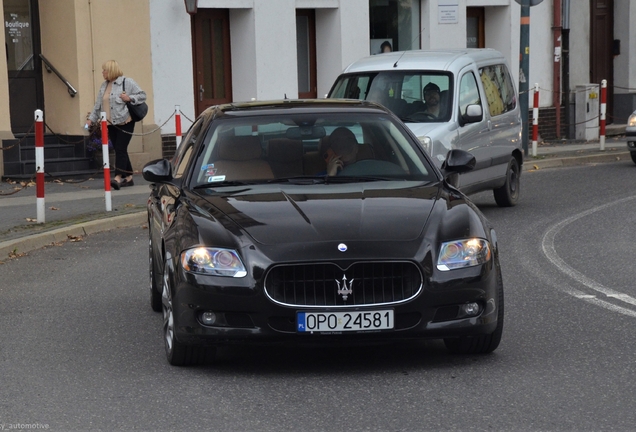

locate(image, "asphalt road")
(1, 160), (636, 431)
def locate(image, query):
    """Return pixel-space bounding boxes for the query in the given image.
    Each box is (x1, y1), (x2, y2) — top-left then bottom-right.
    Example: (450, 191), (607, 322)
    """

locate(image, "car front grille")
(264, 262), (422, 307)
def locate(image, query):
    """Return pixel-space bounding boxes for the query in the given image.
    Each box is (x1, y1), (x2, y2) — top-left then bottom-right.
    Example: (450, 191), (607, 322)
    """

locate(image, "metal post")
(519, 0), (530, 156)
(175, 105), (182, 148)
(600, 79), (607, 151)
(562, 0), (571, 139)
(532, 83), (539, 157)
(101, 112), (112, 211)
(35, 110), (45, 224)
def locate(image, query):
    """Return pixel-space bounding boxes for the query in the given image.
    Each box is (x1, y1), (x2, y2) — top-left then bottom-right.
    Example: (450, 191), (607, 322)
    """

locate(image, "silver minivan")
(328, 49), (523, 207)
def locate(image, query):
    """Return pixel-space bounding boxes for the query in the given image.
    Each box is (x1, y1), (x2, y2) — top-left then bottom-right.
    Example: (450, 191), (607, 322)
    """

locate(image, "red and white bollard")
(101, 112), (112, 211)
(532, 83), (539, 157)
(175, 105), (182, 148)
(35, 109), (45, 224)
(600, 79), (607, 151)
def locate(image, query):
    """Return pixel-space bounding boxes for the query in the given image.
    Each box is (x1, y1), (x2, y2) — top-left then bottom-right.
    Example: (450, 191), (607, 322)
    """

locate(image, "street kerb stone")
(0, 212), (146, 259)
(525, 150), (630, 171)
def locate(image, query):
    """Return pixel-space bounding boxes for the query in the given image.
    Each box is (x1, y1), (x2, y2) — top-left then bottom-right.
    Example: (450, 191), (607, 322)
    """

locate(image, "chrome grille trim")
(264, 261), (423, 308)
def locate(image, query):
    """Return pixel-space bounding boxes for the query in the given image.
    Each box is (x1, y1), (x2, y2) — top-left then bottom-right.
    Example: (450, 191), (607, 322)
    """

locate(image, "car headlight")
(437, 239), (491, 271)
(181, 247), (247, 277)
(418, 136), (432, 154)
(628, 113), (636, 127)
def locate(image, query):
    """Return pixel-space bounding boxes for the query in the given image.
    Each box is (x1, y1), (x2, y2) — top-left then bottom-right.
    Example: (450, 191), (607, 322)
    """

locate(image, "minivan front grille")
(265, 262), (422, 307)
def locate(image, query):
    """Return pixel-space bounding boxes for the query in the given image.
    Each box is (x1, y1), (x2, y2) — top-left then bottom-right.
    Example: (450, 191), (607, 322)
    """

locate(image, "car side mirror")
(440, 149), (476, 187)
(459, 104), (483, 126)
(142, 159), (173, 183)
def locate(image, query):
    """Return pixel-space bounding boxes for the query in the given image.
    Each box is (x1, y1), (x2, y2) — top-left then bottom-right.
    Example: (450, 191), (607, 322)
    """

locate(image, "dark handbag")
(123, 78), (148, 122)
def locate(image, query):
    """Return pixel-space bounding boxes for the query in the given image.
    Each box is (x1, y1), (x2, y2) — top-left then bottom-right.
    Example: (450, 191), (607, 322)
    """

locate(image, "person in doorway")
(421, 82), (442, 118)
(86, 60), (146, 190)
(380, 41), (392, 53)
(323, 127), (359, 176)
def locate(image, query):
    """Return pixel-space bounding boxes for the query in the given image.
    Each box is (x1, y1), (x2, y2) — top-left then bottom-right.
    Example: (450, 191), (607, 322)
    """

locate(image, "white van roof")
(342, 49), (506, 74)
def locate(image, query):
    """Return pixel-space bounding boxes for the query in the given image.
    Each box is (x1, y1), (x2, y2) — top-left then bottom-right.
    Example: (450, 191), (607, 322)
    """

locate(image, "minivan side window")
(459, 72), (481, 116)
(479, 64), (516, 117)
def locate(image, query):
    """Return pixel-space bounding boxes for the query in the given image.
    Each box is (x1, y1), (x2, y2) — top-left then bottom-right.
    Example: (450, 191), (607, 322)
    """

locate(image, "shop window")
(370, 0), (420, 54)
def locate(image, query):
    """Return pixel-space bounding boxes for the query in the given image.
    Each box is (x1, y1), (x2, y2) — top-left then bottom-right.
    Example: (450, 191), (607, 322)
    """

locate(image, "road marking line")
(542, 195), (636, 313)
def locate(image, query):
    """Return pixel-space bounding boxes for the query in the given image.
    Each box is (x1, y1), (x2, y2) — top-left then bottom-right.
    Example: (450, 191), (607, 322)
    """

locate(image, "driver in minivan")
(421, 82), (442, 118)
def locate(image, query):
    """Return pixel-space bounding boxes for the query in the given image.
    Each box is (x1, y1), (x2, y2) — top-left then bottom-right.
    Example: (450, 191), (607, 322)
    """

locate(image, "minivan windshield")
(329, 72), (453, 123)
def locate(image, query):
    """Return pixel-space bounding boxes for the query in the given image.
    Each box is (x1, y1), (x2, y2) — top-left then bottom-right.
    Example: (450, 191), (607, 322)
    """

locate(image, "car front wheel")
(493, 157), (520, 207)
(162, 260), (216, 366)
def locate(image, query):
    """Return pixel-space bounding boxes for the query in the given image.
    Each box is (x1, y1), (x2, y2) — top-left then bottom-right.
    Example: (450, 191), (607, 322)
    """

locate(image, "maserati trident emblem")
(336, 274), (354, 301)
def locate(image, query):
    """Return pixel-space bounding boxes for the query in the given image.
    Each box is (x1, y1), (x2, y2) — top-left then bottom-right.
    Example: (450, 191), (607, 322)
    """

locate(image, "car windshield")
(191, 111), (436, 187)
(329, 72), (453, 123)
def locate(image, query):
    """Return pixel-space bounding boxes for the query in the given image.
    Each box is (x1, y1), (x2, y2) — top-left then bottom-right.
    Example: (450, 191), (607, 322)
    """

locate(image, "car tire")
(149, 234), (162, 312)
(630, 151), (636, 165)
(162, 260), (216, 366)
(443, 260), (504, 355)
(493, 157), (520, 207)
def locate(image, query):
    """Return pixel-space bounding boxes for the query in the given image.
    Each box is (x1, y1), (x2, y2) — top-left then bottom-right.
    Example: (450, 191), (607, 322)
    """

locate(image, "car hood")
(197, 182), (440, 245)
(404, 122), (449, 138)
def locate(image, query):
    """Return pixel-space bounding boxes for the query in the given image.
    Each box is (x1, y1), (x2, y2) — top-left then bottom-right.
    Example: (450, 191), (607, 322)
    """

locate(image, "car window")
(191, 112), (435, 186)
(479, 64), (516, 117)
(173, 118), (204, 179)
(458, 72), (481, 116)
(330, 72), (453, 123)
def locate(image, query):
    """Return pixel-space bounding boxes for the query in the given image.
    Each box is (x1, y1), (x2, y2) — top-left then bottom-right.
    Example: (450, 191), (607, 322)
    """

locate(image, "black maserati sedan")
(143, 99), (504, 366)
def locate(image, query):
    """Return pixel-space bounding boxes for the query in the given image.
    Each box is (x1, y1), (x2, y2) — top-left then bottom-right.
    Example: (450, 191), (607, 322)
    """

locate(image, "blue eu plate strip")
(297, 313), (306, 332)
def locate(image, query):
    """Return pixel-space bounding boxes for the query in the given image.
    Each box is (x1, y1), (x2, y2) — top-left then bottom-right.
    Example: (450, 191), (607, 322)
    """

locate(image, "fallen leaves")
(67, 234), (83, 242)
(25, 217), (37, 222)
(8, 249), (27, 259)
(50, 207), (59, 211)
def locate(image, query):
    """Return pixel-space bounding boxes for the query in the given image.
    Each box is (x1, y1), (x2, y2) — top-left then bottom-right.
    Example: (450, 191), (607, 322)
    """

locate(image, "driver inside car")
(324, 127), (359, 176)
(421, 82), (442, 118)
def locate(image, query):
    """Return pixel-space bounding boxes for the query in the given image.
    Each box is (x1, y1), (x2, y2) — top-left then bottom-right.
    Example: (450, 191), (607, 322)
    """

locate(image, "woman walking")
(86, 60), (146, 189)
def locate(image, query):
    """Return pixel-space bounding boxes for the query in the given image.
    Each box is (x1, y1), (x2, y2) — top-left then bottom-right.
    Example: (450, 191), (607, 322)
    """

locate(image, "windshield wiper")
(326, 175), (398, 183)
(192, 180), (256, 189)
(265, 176), (328, 185)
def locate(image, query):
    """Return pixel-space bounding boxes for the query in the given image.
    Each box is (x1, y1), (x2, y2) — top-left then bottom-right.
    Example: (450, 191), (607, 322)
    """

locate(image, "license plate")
(297, 310), (394, 333)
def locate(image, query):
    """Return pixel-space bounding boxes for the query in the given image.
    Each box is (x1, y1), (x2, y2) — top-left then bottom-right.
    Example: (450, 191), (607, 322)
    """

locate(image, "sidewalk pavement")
(0, 132), (633, 260)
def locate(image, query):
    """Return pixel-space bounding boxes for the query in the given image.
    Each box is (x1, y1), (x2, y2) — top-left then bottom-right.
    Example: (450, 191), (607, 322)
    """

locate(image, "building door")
(466, 7), (485, 48)
(590, 0), (613, 122)
(192, 9), (232, 115)
(296, 9), (316, 99)
(4, 0), (44, 134)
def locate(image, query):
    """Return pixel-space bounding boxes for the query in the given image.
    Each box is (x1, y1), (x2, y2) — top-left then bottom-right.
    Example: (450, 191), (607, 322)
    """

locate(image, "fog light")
(461, 302), (480, 317)
(201, 311), (217, 325)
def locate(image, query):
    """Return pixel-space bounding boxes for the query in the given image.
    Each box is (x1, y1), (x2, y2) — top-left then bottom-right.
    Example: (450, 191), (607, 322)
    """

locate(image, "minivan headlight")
(418, 136), (432, 154)
(628, 113), (636, 127)
(181, 247), (247, 277)
(437, 239), (491, 271)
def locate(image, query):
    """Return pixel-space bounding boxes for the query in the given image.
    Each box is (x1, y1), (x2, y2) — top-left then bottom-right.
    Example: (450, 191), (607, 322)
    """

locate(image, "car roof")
(201, 99), (393, 119)
(342, 49), (506, 73)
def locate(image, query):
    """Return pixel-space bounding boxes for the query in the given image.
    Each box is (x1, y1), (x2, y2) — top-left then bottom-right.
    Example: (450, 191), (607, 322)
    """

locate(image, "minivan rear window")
(329, 71), (453, 123)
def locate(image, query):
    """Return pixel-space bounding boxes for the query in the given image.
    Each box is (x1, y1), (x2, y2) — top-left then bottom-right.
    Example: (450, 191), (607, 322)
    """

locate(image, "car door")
(454, 67), (491, 189)
(478, 64), (521, 176)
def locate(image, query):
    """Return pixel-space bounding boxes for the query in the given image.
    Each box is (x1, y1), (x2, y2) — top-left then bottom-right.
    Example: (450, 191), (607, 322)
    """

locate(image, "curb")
(0, 211), (146, 259)
(524, 151), (631, 171)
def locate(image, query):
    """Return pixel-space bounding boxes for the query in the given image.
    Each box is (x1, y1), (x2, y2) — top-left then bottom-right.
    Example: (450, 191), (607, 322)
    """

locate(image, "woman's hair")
(102, 60), (123, 81)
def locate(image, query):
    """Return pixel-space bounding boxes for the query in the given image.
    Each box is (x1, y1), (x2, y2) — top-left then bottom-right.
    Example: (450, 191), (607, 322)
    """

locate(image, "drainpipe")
(553, 0), (562, 138)
(562, 0), (571, 139)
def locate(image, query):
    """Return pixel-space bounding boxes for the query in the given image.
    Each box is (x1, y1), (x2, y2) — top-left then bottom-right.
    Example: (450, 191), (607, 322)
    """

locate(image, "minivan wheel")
(493, 157), (520, 207)
(630, 151), (636, 165)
